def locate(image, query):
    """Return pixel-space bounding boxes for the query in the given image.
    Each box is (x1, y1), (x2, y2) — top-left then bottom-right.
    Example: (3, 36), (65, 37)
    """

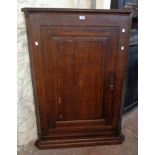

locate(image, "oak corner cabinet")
(22, 8), (132, 149)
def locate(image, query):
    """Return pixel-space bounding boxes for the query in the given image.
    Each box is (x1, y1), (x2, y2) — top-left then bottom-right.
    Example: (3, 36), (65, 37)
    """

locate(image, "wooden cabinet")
(22, 8), (132, 149)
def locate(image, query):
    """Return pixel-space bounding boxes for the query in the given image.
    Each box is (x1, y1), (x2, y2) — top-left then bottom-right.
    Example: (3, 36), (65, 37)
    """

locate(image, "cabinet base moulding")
(35, 134), (125, 149)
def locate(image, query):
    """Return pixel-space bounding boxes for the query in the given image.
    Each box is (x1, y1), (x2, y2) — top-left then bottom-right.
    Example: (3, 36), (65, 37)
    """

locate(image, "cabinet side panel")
(25, 14), (50, 135)
(112, 15), (132, 131)
(24, 13), (41, 134)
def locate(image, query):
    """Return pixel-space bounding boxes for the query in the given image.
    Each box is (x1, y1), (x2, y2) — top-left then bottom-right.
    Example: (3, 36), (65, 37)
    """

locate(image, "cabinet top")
(21, 8), (132, 15)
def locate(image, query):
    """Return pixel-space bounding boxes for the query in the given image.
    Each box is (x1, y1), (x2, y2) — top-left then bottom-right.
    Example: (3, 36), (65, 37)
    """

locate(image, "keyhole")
(109, 78), (115, 90)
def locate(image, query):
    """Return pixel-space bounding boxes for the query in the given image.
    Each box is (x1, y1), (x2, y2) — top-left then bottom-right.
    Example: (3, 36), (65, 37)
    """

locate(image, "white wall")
(17, 0), (111, 148)
(96, 0), (111, 9)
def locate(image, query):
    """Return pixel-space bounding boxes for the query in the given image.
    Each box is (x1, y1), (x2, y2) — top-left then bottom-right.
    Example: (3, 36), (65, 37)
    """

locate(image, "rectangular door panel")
(41, 26), (119, 131)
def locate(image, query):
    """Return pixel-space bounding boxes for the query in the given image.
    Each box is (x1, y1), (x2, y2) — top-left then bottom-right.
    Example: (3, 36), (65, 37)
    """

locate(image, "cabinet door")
(40, 26), (119, 135)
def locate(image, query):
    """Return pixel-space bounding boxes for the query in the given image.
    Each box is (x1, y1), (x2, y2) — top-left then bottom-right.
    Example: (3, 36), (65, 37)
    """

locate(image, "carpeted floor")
(18, 108), (138, 155)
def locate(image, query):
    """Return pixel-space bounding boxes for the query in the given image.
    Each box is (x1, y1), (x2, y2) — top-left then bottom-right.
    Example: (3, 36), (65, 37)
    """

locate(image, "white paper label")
(79, 16), (85, 20)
